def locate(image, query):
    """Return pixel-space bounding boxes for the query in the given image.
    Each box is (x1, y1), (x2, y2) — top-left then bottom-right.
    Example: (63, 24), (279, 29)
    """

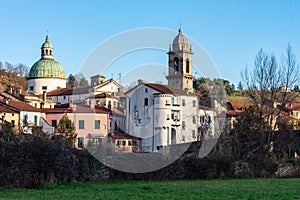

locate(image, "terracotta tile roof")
(144, 83), (196, 96)
(286, 103), (300, 111)
(110, 132), (141, 140)
(94, 92), (118, 99)
(198, 105), (212, 110)
(7, 100), (41, 112)
(110, 107), (125, 116)
(227, 101), (253, 111)
(46, 87), (66, 96)
(21, 91), (39, 97)
(44, 105), (110, 114)
(47, 86), (92, 96)
(226, 110), (242, 116)
(74, 105), (95, 113)
(94, 106), (111, 114)
(260, 105), (289, 116)
(0, 104), (17, 113)
(43, 108), (71, 113)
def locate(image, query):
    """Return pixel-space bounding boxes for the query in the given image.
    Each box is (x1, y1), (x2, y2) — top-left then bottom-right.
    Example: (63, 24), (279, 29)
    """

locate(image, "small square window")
(122, 141), (126, 146)
(42, 86), (47, 90)
(30, 86), (34, 91)
(132, 141), (137, 146)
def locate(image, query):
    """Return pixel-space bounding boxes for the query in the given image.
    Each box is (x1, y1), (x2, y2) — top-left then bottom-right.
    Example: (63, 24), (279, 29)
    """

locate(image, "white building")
(47, 77), (125, 105)
(0, 100), (54, 135)
(126, 81), (214, 152)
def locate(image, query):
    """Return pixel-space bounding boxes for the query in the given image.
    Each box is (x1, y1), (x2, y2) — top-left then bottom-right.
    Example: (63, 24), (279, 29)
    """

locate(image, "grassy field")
(0, 178), (299, 200)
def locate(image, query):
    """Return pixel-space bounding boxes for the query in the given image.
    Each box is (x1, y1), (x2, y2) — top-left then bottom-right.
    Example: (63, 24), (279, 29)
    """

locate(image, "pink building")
(44, 104), (110, 148)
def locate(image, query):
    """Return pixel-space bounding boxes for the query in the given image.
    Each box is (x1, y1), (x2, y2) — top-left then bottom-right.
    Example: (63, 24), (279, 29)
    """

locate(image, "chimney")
(90, 100), (95, 109)
(5, 98), (9, 105)
(138, 79), (143, 85)
(184, 88), (189, 94)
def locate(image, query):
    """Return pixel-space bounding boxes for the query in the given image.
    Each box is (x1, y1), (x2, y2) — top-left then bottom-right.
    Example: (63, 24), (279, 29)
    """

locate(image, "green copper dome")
(28, 35), (66, 79)
(29, 59), (66, 79)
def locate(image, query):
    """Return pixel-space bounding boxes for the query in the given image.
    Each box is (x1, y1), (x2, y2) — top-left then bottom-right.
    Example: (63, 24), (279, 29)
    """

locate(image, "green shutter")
(34, 115), (38, 126)
(78, 137), (84, 148)
(95, 120), (100, 129)
(79, 120), (84, 129)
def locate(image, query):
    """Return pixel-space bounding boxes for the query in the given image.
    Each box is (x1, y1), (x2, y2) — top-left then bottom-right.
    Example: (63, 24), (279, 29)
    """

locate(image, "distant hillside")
(0, 70), (27, 92)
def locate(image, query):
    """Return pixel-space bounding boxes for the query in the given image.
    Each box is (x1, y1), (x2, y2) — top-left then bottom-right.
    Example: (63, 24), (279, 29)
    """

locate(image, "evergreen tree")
(57, 114), (77, 147)
(237, 81), (243, 90)
(67, 74), (76, 88)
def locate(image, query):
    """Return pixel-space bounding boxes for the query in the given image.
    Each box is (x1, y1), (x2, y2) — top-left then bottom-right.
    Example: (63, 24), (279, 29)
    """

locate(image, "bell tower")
(166, 28), (194, 93)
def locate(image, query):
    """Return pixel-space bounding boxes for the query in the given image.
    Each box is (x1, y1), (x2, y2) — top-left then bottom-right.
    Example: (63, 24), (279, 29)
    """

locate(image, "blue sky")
(0, 0), (299, 86)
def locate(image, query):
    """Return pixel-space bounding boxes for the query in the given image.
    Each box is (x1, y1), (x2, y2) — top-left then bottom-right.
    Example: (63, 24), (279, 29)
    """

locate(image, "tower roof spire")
(178, 27), (182, 34)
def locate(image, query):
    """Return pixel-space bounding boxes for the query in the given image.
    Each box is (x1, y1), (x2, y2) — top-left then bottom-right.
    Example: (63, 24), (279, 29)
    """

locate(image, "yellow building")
(0, 104), (19, 132)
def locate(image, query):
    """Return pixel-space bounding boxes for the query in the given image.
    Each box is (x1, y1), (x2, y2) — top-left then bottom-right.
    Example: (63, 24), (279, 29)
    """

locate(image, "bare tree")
(15, 63), (29, 76)
(242, 45), (299, 129)
(240, 45), (299, 157)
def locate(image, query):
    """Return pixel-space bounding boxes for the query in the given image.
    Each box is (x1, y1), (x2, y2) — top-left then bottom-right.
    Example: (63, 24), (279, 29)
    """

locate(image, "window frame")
(144, 98), (148, 106)
(94, 120), (100, 129)
(78, 120), (85, 129)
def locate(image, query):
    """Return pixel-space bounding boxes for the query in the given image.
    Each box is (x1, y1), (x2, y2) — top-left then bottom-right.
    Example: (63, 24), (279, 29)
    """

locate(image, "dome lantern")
(41, 35), (54, 59)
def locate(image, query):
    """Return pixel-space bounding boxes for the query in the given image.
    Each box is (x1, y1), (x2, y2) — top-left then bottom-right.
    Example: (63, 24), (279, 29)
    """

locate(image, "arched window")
(186, 59), (190, 73)
(46, 49), (48, 55)
(50, 50), (52, 55)
(174, 57), (179, 72)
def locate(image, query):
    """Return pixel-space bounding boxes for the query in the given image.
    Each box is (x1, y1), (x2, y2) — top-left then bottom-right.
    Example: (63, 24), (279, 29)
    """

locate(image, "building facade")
(126, 82), (214, 152)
